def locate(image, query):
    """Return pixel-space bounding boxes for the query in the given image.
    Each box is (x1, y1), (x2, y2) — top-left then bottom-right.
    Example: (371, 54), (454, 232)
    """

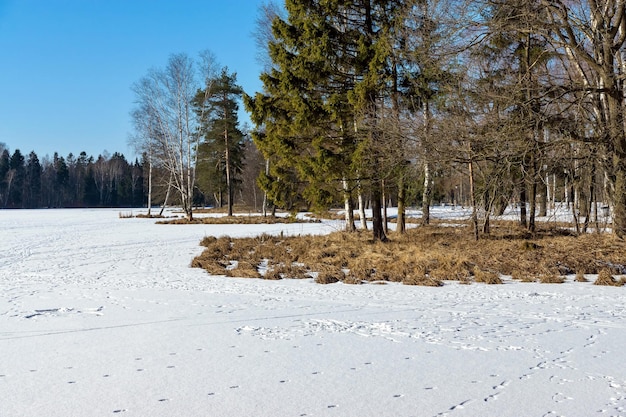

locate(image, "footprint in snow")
(492, 380), (510, 389)
(450, 399), (472, 410)
(551, 392), (572, 403)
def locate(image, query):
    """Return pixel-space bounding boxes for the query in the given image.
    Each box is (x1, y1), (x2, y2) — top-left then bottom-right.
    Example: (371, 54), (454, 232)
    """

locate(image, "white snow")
(1, 208), (625, 417)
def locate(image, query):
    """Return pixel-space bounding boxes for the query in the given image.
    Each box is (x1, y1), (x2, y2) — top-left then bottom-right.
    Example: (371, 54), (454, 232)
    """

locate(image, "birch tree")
(536, 0), (626, 237)
(131, 52), (218, 220)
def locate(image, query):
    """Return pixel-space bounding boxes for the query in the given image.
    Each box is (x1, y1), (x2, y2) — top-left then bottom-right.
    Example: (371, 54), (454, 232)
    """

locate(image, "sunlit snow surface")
(1, 208), (625, 417)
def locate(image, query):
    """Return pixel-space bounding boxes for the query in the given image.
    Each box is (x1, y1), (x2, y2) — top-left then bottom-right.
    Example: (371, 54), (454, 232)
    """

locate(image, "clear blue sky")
(0, 0), (269, 160)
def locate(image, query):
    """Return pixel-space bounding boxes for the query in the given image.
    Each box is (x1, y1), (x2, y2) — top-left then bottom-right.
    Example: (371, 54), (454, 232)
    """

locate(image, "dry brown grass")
(575, 270), (589, 282)
(157, 215), (317, 225)
(191, 221), (626, 287)
(473, 267), (503, 284)
(593, 269), (623, 286)
(315, 265), (344, 284)
(403, 274), (444, 287)
(226, 261), (261, 279)
(135, 213), (165, 219)
(538, 273), (566, 284)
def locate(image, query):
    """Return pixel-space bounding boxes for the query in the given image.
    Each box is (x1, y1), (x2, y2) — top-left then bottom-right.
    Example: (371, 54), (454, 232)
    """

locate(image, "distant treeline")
(0, 147), (146, 209)
(0, 143), (266, 210)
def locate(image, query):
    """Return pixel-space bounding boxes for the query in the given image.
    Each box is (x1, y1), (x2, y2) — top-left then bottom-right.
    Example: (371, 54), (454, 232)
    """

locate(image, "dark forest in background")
(0, 144), (264, 210)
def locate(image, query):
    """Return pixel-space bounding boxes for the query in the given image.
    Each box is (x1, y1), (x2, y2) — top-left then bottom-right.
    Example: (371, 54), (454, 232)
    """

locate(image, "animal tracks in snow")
(3, 209), (626, 417)
(23, 306), (104, 319)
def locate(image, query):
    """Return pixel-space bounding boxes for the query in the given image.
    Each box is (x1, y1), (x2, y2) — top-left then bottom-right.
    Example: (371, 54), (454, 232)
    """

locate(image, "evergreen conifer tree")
(0, 149), (9, 207)
(8, 149), (25, 208)
(247, 0), (411, 240)
(26, 151), (42, 208)
(195, 68), (245, 216)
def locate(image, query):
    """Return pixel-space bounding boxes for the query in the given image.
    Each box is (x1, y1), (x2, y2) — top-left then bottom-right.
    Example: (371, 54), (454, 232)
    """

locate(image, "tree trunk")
(539, 174), (547, 217)
(421, 162), (432, 225)
(613, 158), (626, 237)
(358, 180), (367, 230)
(382, 180), (388, 234)
(519, 185), (527, 228)
(224, 118), (233, 217)
(371, 180), (387, 242)
(468, 159), (479, 241)
(263, 159), (269, 217)
(529, 178), (536, 233)
(147, 155), (152, 216)
(343, 177), (356, 232)
(528, 155), (537, 233)
(159, 172), (174, 217)
(397, 175), (406, 233)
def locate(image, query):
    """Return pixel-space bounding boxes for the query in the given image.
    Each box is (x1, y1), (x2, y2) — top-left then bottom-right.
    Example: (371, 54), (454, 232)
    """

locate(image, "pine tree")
(195, 68), (245, 216)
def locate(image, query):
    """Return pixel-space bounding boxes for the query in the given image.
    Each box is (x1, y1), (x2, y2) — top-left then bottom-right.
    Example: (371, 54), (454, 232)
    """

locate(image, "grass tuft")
(315, 265), (344, 284)
(594, 269), (622, 286)
(575, 270), (589, 282)
(473, 267), (503, 284)
(538, 273), (566, 284)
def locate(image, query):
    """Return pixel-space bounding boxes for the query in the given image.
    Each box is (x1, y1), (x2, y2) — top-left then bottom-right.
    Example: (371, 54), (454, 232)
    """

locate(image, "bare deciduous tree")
(131, 52), (218, 220)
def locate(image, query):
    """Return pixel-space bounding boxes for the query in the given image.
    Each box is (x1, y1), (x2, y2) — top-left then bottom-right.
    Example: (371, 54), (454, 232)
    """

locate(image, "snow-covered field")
(1, 208), (625, 417)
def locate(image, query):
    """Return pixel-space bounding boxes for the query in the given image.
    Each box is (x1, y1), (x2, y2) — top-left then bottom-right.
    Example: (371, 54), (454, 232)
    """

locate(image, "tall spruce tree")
(25, 151), (42, 208)
(246, 0), (412, 240)
(8, 149), (25, 208)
